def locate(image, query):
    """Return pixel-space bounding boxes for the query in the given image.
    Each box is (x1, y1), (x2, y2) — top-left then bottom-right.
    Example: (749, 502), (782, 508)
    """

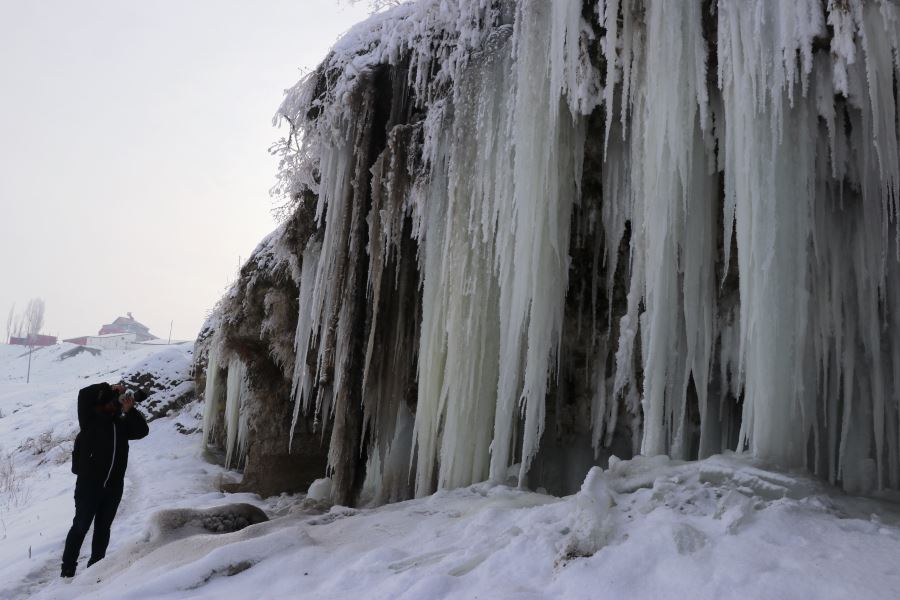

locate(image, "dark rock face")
(194, 205), (330, 498)
(196, 504), (269, 534)
(121, 345), (195, 421)
(228, 368), (329, 498)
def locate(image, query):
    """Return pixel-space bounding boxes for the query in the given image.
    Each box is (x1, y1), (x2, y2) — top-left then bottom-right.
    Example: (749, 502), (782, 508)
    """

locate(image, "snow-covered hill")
(0, 342), (254, 599)
(3, 343), (900, 599)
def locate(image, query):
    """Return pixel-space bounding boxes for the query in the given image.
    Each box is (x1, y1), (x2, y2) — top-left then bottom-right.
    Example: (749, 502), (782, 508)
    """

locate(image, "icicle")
(590, 336), (612, 452)
(719, 0), (819, 466)
(826, 0), (860, 98)
(600, 1), (716, 460)
(411, 0), (589, 493)
(289, 239), (322, 450)
(224, 357), (249, 469)
(411, 37), (509, 495)
(628, 0), (715, 458)
(598, 0), (621, 153)
(201, 348), (222, 447)
(858, 0), (900, 221)
(494, 0), (586, 486)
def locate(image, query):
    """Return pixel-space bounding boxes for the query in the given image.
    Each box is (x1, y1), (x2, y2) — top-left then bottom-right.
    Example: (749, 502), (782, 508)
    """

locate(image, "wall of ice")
(206, 0), (900, 504)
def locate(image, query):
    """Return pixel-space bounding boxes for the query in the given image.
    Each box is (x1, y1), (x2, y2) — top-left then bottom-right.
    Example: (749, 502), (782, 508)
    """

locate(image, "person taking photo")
(61, 382), (149, 578)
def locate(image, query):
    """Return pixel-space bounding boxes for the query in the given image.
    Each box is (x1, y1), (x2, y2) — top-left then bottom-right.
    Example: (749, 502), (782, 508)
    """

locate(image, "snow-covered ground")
(0, 342), (255, 599)
(3, 343), (900, 599)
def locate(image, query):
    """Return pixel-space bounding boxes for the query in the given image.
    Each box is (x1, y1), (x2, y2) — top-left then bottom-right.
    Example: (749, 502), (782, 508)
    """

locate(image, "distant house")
(98, 313), (157, 342)
(63, 336), (89, 346)
(9, 334), (58, 347)
(85, 333), (136, 350)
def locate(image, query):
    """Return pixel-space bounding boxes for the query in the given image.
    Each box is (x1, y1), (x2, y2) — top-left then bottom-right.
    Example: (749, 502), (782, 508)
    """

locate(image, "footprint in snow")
(388, 548), (455, 572)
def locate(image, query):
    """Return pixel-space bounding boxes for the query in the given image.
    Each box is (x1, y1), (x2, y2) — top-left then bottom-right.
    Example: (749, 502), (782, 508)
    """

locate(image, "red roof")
(9, 334), (57, 347)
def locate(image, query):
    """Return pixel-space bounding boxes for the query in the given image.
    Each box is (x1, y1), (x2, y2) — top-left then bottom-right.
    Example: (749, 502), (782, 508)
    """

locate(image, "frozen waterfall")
(223, 0), (900, 503)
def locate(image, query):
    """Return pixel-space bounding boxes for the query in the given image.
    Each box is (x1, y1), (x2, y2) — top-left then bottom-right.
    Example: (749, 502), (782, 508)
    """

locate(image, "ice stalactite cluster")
(224, 357), (250, 469)
(201, 349), (223, 449)
(201, 348), (252, 469)
(255, 0), (900, 504)
(715, 0), (900, 491)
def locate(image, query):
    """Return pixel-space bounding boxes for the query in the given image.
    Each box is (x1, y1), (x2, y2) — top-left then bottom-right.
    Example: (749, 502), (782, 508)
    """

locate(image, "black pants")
(61, 479), (123, 571)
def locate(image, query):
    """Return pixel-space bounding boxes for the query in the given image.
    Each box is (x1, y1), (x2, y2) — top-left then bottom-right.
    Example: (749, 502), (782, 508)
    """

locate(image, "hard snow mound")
(65, 503), (301, 598)
(150, 503), (270, 538)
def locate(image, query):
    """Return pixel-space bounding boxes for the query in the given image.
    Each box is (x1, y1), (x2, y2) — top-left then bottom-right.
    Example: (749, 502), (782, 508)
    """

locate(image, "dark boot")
(60, 564), (76, 578)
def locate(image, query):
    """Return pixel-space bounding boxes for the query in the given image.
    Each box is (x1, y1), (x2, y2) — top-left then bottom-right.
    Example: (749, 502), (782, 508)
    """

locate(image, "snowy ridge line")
(199, 0), (900, 506)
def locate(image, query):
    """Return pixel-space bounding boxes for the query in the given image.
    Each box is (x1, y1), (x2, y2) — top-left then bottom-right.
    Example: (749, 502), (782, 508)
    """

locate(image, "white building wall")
(85, 333), (136, 349)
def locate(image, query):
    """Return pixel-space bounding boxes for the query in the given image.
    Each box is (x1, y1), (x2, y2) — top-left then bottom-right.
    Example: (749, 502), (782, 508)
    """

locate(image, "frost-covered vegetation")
(200, 0), (900, 507)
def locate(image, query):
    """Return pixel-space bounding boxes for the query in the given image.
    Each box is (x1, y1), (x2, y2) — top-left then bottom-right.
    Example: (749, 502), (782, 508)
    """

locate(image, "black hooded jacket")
(72, 383), (149, 488)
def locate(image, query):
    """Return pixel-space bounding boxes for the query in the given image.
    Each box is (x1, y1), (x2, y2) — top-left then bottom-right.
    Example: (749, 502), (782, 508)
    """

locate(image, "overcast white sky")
(0, 0), (371, 342)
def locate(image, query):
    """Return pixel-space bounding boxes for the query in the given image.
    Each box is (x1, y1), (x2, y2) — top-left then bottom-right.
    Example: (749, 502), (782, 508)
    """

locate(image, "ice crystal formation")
(197, 0), (900, 506)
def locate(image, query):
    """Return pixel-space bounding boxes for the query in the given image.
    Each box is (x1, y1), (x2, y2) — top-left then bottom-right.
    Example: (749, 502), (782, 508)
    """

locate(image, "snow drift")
(38, 454), (900, 600)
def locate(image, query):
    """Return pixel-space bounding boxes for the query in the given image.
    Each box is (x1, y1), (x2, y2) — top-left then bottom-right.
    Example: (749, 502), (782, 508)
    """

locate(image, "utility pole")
(26, 337), (33, 384)
(168, 321), (173, 344)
